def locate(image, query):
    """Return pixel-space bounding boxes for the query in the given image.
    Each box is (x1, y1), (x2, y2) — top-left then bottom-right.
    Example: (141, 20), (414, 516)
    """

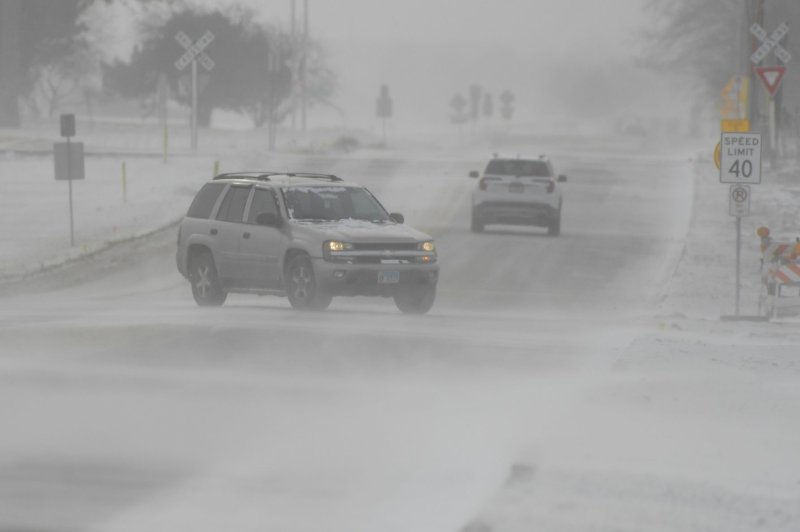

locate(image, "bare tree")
(641, 0), (743, 100)
(25, 44), (98, 118)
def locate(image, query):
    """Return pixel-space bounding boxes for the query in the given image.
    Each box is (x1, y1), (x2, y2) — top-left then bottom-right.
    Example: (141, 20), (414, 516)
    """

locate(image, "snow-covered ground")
(0, 120), (466, 279)
(458, 158), (800, 531)
(2, 122), (800, 531)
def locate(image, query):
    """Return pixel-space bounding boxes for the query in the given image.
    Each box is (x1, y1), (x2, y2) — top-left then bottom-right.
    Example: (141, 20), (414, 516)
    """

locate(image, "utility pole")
(0, 0), (23, 127)
(302, 0), (308, 131)
(290, 0), (297, 130)
(748, 0), (764, 127)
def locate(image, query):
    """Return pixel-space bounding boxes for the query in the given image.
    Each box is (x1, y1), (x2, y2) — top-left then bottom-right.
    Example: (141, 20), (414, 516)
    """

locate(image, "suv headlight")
(327, 241), (354, 252)
(416, 241), (436, 263)
(324, 241), (356, 263)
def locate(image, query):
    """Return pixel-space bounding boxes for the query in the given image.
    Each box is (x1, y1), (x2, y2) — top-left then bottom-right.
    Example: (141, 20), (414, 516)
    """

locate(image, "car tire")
(471, 210), (484, 233)
(190, 250), (227, 307)
(285, 255), (332, 311)
(394, 285), (436, 314)
(547, 208), (562, 237)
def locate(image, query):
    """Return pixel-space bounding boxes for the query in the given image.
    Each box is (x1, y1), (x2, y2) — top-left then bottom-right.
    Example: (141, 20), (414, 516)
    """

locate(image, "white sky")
(162, 0), (675, 132)
(244, 0), (647, 58)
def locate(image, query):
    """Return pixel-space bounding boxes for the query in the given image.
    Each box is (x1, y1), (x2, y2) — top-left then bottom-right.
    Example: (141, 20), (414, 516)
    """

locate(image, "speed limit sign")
(720, 132), (761, 184)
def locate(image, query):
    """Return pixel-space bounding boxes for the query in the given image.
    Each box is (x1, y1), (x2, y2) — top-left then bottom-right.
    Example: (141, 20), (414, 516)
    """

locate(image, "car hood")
(291, 219), (432, 243)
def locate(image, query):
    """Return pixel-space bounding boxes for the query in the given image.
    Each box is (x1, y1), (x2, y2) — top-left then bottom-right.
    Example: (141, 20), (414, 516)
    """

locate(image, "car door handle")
(243, 232), (251, 239)
(210, 228), (218, 235)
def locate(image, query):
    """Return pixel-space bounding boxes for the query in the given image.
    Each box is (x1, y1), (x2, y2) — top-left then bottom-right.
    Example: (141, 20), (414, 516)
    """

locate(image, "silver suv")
(176, 172), (439, 313)
(469, 155), (566, 236)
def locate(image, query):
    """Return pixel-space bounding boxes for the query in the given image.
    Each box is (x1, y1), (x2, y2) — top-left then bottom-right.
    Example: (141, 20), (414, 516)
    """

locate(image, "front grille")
(352, 242), (418, 251)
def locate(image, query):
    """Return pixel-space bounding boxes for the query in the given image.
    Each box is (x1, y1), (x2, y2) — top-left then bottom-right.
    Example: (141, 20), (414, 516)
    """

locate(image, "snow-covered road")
(1, 131), (798, 531)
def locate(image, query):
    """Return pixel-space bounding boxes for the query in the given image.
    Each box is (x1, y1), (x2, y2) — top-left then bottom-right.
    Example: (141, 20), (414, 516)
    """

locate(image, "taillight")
(479, 177), (488, 191)
(546, 180), (555, 194)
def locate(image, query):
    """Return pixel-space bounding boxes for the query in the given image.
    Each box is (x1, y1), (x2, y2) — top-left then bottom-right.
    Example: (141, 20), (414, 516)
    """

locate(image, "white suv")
(176, 172), (439, 313)
(469, 156), (566, 236)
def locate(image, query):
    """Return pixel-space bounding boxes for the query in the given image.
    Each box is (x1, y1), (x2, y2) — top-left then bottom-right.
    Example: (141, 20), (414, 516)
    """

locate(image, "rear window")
(186, 182), (225, 219)
(485, 159), (552, 177)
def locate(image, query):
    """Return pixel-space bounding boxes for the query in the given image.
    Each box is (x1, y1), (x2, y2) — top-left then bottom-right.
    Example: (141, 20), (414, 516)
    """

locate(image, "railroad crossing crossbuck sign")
(720, 132), (762, 184)
(175, 31), (215, 71)
(174, 31), (214, 152)
(750, 23), (791, 64)
(729, 185), (751, 217)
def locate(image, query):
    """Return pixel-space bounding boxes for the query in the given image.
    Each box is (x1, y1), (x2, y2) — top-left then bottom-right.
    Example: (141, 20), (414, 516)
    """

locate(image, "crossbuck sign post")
(750, 23), (791, 162)
(175, 31), (215, 152)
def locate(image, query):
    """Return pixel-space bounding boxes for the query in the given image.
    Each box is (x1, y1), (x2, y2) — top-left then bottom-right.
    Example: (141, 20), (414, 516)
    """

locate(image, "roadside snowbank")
(456, 158), (800, 532)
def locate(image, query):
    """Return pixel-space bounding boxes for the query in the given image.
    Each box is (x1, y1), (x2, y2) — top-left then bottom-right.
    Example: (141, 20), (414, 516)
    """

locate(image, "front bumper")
(312, 258), (439, 296)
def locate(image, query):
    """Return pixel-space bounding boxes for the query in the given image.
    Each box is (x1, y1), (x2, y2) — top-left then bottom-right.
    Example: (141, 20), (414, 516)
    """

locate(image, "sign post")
(376, 84), (393, 146)
(54, 114), (85, 247)
(175, 31), (215, 152)
(729, 184), (751, 317)
(499, 90), (515, 121)
(750, 23), (791, 161)
(720, 132), (761, 319)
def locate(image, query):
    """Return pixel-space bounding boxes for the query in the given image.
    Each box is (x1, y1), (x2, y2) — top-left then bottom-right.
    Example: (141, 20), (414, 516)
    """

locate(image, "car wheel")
(285, 255), (332, 311)
(471, 210), (484, 233)
(394, 285), (436, 314)
(547, 208), (562, 237)
(190, 251), (227, 307)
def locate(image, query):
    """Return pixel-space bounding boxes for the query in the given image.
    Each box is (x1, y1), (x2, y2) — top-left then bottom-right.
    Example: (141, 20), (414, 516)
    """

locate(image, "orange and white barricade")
(758, 228), (800, 318)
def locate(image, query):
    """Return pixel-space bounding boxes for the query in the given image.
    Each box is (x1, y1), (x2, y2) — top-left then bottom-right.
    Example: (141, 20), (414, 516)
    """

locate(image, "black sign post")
(55, 113), (83, 247)
(376, 84), (393, 146)
(500, 90), (515, 121)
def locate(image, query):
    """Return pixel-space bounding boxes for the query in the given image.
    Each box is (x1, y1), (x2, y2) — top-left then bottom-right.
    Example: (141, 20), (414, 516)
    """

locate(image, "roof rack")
(212, 172), (343, 183)
(212, 172), (279, 181)
(284, 172), (343, 182)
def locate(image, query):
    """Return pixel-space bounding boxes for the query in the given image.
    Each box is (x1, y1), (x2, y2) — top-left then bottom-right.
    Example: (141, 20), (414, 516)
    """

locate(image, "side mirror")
(256, 212), (282, 227)
(558, 174), (567, 182)
(469, 170), (480, 178)
(390, 212), (405, 224)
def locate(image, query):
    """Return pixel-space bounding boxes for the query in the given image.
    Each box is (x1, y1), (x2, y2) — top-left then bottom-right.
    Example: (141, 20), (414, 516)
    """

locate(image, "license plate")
(378, 271), (400, 284)
(509, 182), (524, 193)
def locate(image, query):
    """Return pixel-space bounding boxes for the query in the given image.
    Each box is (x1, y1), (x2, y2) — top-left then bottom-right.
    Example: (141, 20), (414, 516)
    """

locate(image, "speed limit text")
(724, 135), (760, 157)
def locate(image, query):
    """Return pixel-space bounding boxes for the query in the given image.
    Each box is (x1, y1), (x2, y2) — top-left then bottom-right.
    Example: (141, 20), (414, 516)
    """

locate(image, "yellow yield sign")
(721, 119), (750, 132)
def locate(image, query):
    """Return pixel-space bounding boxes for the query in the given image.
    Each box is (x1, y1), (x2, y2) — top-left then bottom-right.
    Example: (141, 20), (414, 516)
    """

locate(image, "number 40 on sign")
(720, 132), (762, 184)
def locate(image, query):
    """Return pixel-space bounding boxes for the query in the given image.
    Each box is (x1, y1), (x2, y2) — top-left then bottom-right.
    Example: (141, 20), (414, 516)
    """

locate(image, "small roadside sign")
(376, 84), (392, 118)
(60, 114), (75, 137)
(755, 65), (786, 97)
(54, 142), (85, 181)
(721, 119), (750, 132)
(720, 76), (749, 121)
(729, 184), (751, 217)
(714, 142), (721, 169)
(720, 132), (761, 184)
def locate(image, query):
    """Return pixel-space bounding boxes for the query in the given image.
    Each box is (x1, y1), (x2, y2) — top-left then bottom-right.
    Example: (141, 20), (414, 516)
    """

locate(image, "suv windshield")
(283, 186), (393, 222)
(485, 159), (551, 177)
